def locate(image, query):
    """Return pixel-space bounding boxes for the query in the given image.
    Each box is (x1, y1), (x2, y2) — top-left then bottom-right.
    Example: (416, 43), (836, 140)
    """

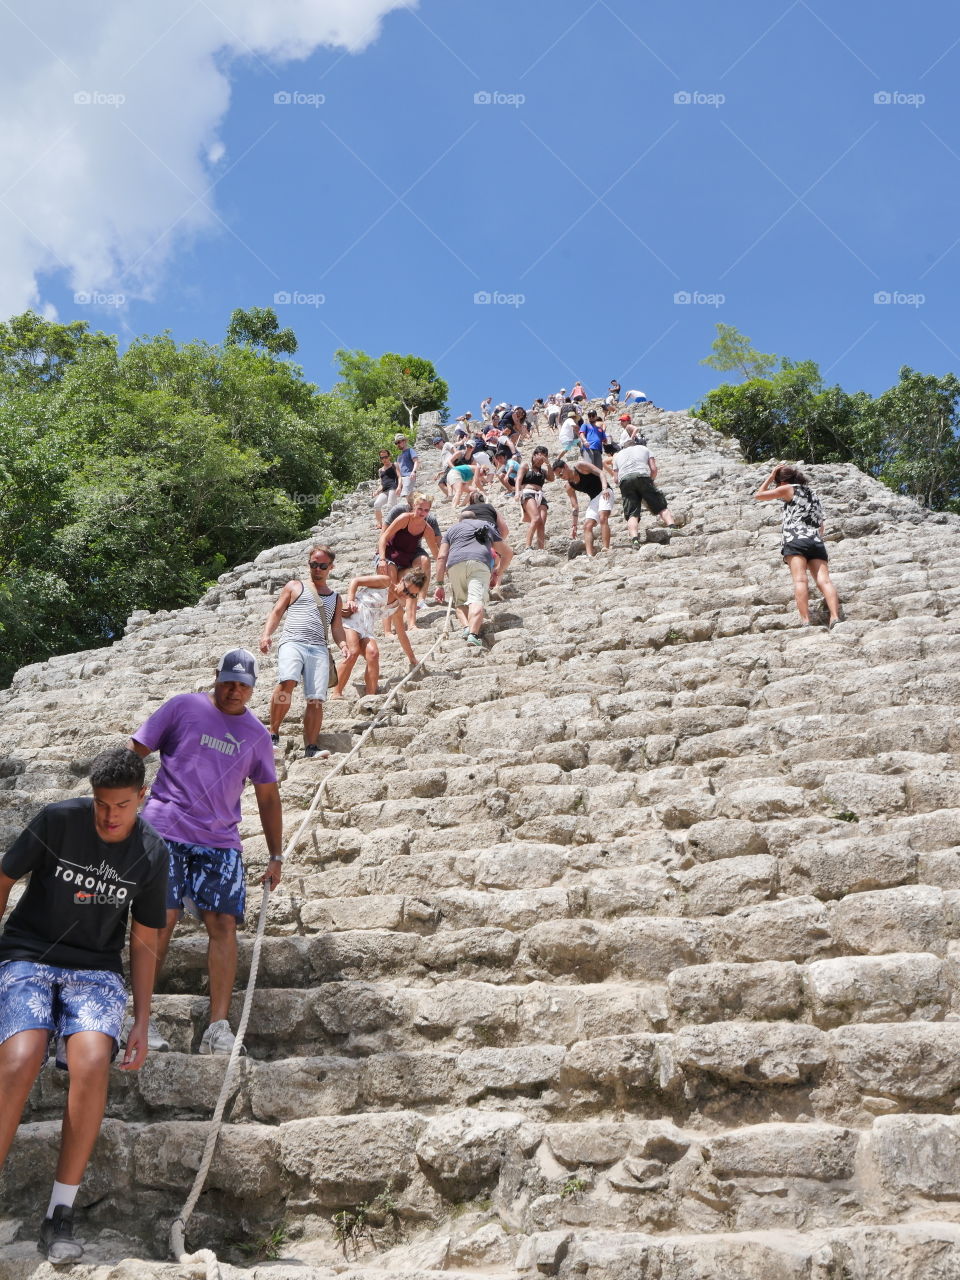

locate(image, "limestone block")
(781, 836), (917, 899)
(248, 1056), (361, 1121)
(417, 927), (520, 974)
(524, 919), (606, 977)
(805, 953), (948, 1027)
(605, 917), (709, 979)
(300, 894), (406, 933)
(683, 818), (768, 862)
(359, 1051), (458, 1107)
(457, 1044), (565, 1098)
(720, 783), (808, 821)
(280, 1113), (424, 1204)
(715, 896), (833, 963)
(561, 1034), (659, 1091)
(831, 1024), (960, 1101)
(412, 980), (519, 1040)
(677, 855), (778, 917)
(871, 1114), (960, 1197)
(705, 1123), (858, 1180)
(415, 1110), (533, 1197)
(673, 1022), (829, 1084)
(545, 1123), (629, 1168)
(668, 961), (803, 1023)
(831, 885), (948, 956)
(822, 772), (907, 818)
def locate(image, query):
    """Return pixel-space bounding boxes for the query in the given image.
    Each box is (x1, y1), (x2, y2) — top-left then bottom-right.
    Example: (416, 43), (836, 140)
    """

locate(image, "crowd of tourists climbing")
(0, 376), (844, 1263)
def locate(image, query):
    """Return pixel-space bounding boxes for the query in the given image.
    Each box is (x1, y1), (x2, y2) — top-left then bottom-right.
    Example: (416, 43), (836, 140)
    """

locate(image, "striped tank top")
(279, 582), (338, 646)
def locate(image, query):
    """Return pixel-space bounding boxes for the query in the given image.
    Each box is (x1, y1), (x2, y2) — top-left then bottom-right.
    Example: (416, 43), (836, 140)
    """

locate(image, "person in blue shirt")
(579, 411), (608, 467)
(393, 433), (419, 497)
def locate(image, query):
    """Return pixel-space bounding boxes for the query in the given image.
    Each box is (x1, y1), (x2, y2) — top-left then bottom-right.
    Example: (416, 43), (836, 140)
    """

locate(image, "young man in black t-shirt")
(0, 748), (167, 1264)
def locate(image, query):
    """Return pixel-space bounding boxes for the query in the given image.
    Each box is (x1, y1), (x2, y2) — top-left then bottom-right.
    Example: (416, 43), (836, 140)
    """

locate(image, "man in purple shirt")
(129, 649), (283, 1055)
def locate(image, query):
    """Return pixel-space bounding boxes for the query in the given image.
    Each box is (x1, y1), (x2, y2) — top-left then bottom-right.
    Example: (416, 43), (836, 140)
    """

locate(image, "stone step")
(5, 1111), (960, 1270)
(158, 886), (960, 993)
(25, 1019), (960, 1130)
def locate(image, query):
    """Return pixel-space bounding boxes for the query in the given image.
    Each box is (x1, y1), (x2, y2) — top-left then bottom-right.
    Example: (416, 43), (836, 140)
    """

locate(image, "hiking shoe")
(464, 633), (484, 649)
(199, 1019), (243, 1056)
(38, 1205), (83, 1266)
(270, 732), (280, 747)
(304, 744), (330, 760)
(630, 536), (641, 549)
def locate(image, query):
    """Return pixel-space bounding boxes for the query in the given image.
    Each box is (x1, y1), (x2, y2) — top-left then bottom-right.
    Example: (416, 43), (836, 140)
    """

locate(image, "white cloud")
(0, 0), (410, 316)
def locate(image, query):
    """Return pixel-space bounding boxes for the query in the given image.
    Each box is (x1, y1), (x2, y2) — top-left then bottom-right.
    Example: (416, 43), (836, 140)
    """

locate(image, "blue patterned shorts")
(0, 960), (127, 1069)
(166, 840), (246, 921)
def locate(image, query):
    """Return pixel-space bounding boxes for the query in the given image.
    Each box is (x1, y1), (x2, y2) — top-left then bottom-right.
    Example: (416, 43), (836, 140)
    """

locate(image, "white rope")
(169, 598), (454, 1275)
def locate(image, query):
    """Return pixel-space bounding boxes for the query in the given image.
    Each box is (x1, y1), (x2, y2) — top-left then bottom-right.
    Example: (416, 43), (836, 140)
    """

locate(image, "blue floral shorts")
(0, 960), (127, 1069)
(166, 840), (246, 921)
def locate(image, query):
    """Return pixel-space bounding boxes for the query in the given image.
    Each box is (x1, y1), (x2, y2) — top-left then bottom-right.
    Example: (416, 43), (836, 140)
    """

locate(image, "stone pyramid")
(2, 403), (960, 1279)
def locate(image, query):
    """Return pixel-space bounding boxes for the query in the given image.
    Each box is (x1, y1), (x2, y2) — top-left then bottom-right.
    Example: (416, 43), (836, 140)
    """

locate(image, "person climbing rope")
(754, 463), (842, 628)
(0, 748), (167, 1265)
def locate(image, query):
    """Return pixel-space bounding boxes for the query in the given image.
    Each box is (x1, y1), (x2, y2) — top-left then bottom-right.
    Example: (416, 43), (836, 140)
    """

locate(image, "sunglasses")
(400, 586), (418, 598)
(310, 561), (331, 570)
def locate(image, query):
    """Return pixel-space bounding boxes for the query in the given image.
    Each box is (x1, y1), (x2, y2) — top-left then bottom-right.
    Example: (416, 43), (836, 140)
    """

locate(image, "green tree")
(335, 348), (448, 428)
(856, 367), (960, 511)
(0, 312), (439, 685)
(701, 323), (778, 381)
(225, 306), (298, 355)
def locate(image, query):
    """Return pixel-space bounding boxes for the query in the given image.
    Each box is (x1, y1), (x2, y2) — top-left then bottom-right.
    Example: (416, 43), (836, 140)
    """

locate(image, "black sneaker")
(270, 733), (280, 747)
(38, 1204), (84, 1265)
(304, 744), (330, 759)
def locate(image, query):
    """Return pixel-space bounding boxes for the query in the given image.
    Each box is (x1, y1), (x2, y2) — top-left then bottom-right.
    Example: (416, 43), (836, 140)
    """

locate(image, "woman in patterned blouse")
(754, 463), (842, 629)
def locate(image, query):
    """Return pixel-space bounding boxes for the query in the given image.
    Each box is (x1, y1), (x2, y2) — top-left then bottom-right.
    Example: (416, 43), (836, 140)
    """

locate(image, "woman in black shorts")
(754, 463), (841, 628)
(515, 446), (554, 549)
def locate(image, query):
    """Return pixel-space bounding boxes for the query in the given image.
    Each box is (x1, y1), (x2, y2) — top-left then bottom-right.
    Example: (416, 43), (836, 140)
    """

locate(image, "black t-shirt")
(462, 501), (498, 527)
(0, 798), (168, 974)
(379, 464), (398, 491)
(570, 470), (603, 499)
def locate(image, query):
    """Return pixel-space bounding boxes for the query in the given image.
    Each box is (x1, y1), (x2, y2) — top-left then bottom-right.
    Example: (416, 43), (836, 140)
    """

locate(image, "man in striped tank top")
(259, 543), (349, 757)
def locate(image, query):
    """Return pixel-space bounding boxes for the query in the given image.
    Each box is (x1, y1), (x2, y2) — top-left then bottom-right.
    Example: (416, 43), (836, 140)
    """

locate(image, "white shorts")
(276, 641), (330, 701)
(399, 472), (416, 496)
(585, 490), (615, 523)
(373, 490), (394, 512)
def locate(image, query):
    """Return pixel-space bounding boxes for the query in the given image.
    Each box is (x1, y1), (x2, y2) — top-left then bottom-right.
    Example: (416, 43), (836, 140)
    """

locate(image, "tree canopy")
(335, 349), (448, 429)
(0, 310), (437, 685)
(695, 326), (960, 514)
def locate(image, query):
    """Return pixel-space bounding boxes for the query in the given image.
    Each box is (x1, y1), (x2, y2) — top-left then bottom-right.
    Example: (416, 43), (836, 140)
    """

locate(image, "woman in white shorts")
(332, 569), (424, 697)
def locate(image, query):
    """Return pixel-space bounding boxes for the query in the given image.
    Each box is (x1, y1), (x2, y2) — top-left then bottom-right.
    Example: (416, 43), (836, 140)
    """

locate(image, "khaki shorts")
(447, 560), (490, 607)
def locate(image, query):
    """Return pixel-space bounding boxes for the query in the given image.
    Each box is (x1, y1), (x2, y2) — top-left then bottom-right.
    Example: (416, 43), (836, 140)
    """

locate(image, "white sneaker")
(199, 1019), (243, 1056)
(122, 1015), (170, 1052)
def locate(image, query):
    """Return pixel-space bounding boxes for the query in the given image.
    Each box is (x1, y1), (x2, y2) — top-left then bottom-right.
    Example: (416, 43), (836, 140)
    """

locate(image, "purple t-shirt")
(133, 693), (276, 849)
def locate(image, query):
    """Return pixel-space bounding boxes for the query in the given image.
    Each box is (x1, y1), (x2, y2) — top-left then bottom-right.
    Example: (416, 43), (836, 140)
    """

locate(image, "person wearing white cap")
(127, 649), (283, 1056)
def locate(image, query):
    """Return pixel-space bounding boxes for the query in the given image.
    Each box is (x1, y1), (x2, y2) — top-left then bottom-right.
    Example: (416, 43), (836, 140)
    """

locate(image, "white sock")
(46, 1181), (79, 1219)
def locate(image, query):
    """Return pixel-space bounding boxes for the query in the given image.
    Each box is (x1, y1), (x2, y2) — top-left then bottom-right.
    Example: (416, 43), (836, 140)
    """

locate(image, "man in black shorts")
(0, 748), (167, 1264)
(612, 435), (675, 546)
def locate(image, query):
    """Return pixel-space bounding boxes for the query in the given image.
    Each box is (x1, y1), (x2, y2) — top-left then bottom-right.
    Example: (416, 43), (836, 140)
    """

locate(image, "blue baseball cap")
(216, 648), (258, 687)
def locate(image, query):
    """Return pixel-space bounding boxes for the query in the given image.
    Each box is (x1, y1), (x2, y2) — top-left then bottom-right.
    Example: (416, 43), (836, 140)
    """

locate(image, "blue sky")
(12, 0), (960, 416)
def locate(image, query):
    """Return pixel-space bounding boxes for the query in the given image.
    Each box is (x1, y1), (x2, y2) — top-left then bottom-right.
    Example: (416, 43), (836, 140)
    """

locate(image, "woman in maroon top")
(376, 494), (440, 630)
